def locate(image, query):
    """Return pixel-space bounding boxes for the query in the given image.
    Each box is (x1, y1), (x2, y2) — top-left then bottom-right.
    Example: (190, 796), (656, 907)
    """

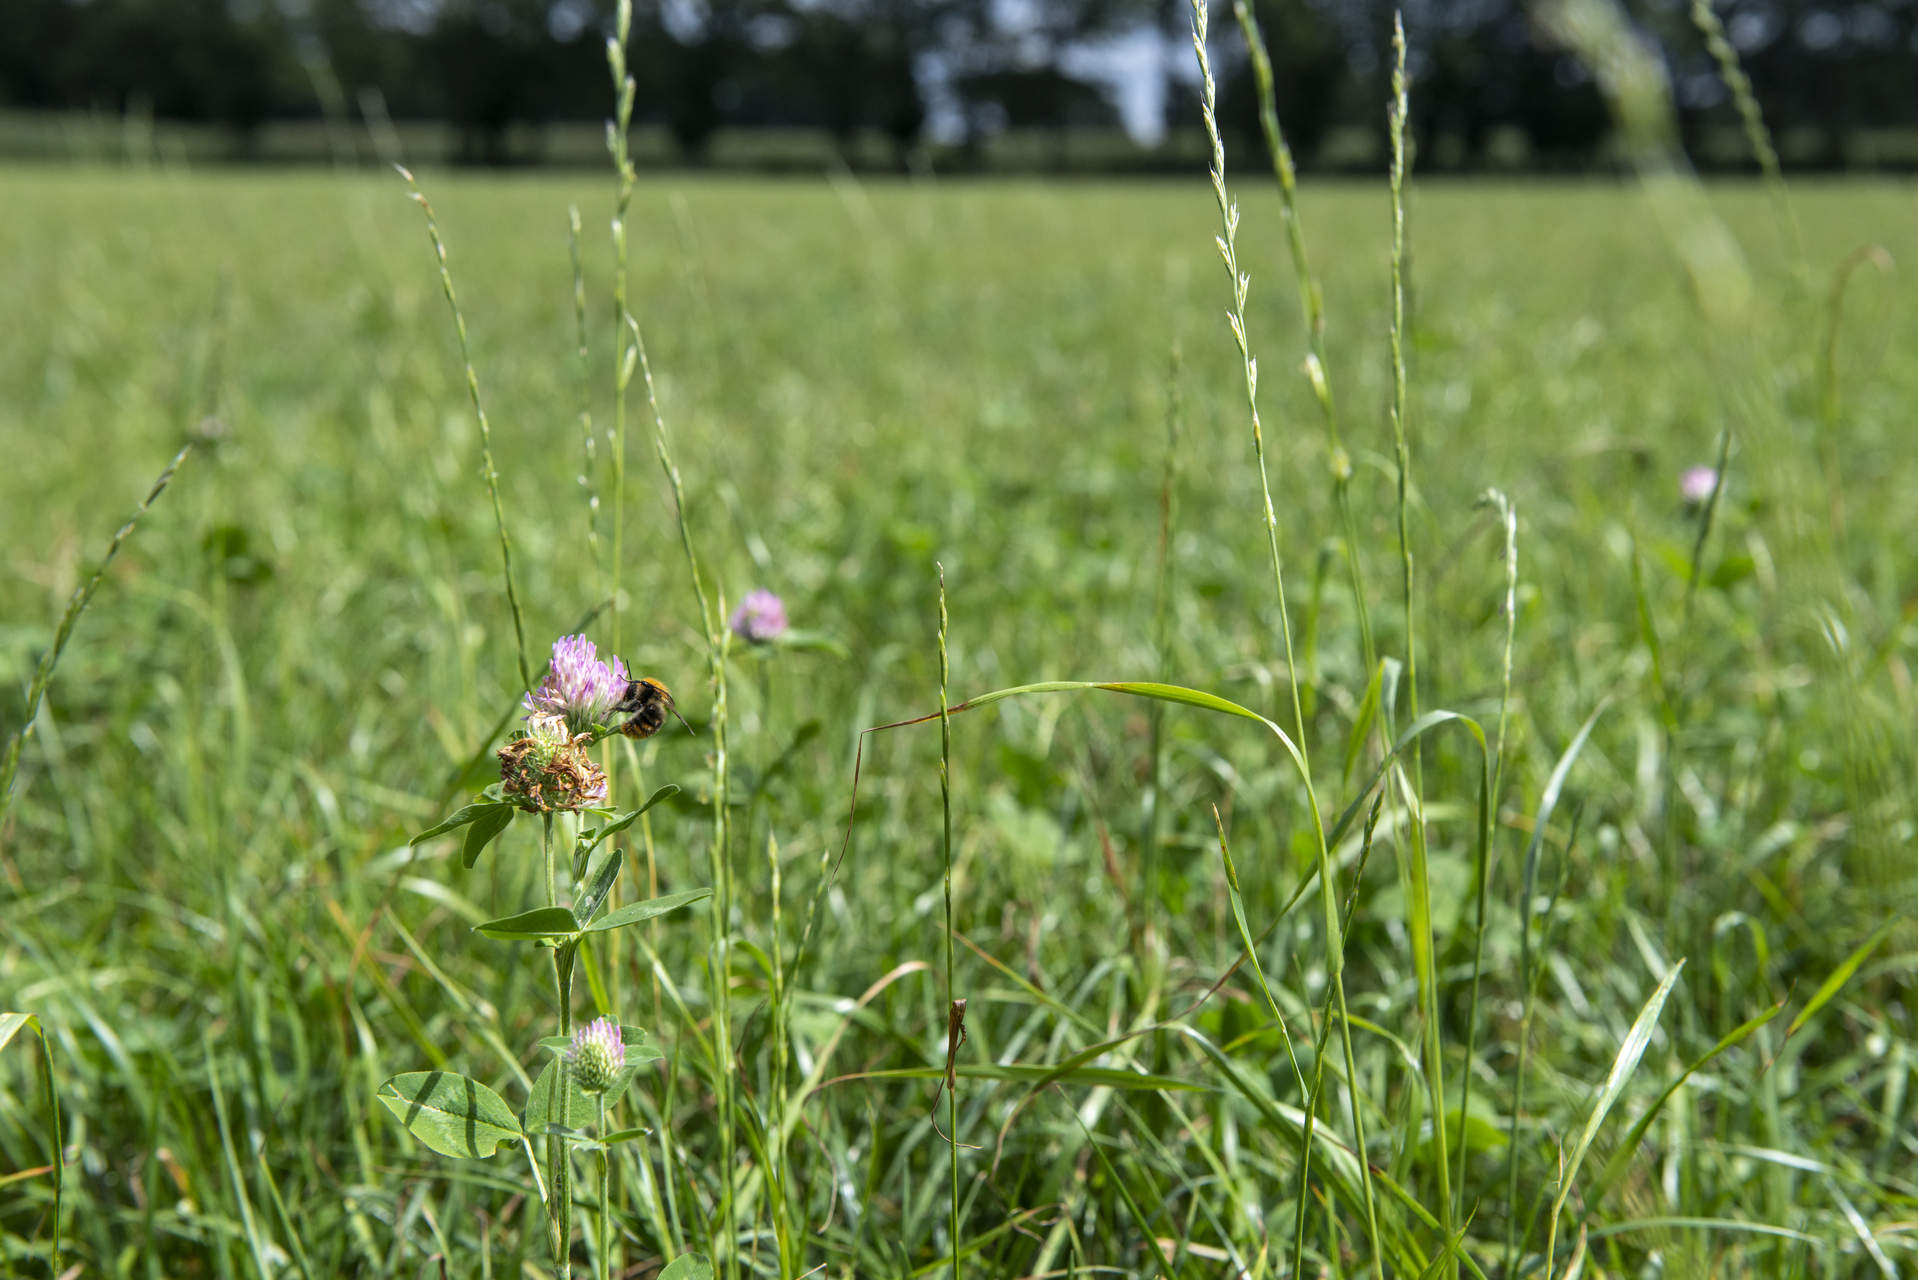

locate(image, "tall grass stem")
(1, 442), (190, 836)
(398, 166), (533, 694)
(1231, 0), (1376, 672)
(937, 565), (961, 1280)
(1386, 16), (1454, 1231)
(1189, 3), (1382, 1266)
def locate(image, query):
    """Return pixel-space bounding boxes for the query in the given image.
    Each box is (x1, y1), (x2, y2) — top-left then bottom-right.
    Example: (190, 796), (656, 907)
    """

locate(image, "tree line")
(4, 0), (1917, 168)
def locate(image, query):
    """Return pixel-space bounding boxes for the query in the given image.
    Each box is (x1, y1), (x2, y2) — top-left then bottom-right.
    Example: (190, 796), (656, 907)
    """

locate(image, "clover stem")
(597, 1094), (611, 1280)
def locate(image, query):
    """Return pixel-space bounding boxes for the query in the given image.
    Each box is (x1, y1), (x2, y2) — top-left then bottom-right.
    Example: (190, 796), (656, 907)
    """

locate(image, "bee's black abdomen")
(614, 674), (674, 740)
(619, 702), (668, 739)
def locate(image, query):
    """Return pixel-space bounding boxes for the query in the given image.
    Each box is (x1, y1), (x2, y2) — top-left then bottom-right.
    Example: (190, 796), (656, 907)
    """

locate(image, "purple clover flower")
(524, 635), (629, 734)
(568, 1016), (624, 1095)
(729, 589), (788, 644)
(1681, 466), (1719, 506)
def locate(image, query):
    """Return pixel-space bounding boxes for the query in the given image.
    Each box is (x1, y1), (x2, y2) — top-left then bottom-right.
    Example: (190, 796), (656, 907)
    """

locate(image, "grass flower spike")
(524, 634), (631, 733)
(569, 1017), (624, 1095)
(498, 711), (609, 812)
(729, 588), (788, 643)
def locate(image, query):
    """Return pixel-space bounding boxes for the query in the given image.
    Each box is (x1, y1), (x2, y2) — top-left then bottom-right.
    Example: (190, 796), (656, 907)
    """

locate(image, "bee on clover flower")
(499, 635), (690, 811)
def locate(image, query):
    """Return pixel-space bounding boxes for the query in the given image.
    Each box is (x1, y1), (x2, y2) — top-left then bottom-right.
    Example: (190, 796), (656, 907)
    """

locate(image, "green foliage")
(377, 1071), (524, 1159)
(3, 164), (1917, 1280)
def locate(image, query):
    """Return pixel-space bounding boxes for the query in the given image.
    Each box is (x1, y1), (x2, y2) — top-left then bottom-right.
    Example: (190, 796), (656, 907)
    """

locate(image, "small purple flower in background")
(524, 634), (630, 734)
(498, 712), (608, 812)
(568, 1016), (624, 1095)
(729, 589), (789, 644)
(1681, 466), (1719, 506)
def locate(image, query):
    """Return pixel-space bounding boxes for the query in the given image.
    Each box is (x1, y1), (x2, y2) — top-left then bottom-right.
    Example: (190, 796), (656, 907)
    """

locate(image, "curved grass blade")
(1785, 914), (1901, 1039)
(0, 1014), (62, 1275)
(1543, 960), (1686, 1278)
(842, 1063), (1202, 1091)
(1066, 1104), (1176, 1280)
(1586, 998), (1786, 1206)
(1213, 807), (1309, 1099)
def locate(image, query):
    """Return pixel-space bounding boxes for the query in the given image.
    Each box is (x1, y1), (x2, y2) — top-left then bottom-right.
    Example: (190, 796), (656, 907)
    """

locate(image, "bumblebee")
(612, 672), (692, 739)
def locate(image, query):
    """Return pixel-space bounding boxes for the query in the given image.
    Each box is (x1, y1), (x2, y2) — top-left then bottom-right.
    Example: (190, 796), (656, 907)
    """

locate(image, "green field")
(3, 165), (1916, 1279)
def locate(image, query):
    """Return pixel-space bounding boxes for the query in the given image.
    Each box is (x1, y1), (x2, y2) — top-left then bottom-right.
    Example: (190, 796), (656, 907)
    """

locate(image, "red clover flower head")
(1681, 465), (1719, 506)
(524, 634), (630, 734)
(568, 1016), (624, 1095)
(729, 589), (788, 644)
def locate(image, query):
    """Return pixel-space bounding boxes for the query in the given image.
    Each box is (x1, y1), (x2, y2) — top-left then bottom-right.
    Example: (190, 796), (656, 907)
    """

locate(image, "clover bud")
(568, 1017), (624, 1096)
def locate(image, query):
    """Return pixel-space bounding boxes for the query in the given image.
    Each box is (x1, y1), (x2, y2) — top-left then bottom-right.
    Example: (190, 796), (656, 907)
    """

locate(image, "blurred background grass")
(3, 167), (1916, 1277)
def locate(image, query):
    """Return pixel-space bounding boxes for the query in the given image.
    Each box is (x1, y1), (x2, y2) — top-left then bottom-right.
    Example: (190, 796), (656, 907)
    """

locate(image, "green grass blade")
(1586, 999), (1786, 1206)
(1786, 914), (1901, 1038)
(1544, 960), (1686, 1276)
(1, 1013), (62, 1274)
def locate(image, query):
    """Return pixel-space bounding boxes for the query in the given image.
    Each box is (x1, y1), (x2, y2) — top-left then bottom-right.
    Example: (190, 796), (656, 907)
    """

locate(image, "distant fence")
(7, 109), (1918, 174)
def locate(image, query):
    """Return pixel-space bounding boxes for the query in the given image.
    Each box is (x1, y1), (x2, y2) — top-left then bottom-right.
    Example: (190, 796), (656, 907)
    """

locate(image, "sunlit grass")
(2, 159), (1916, 1278)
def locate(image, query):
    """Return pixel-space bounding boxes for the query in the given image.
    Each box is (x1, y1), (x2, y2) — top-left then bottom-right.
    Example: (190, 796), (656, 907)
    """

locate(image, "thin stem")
(1386, 14), (1453, 1233)
(1231, 0), (1375, 674)
(570, 204), (601, 601)
(545, 813), (559, 909)
(607, 2), (636, 686)
(1456, 491), (1518, 1209)
(605, 12), (732, 1270)
(597, 1094), (610, 1280)
(1189, 4), (1381, 1269)
(937, 566), (961, 1280)
(543, 814), (572, 1280)
(1689, 0), (1805, 283)
(1, 442), (191, 833)
(767, 829), (792, 1277)
(398, 167), (532, 694)
(1142, 345), (1181, 952)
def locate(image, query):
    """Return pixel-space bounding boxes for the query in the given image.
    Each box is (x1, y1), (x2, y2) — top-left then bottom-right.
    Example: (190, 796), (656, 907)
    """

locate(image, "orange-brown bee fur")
(612, 673), (688, 739)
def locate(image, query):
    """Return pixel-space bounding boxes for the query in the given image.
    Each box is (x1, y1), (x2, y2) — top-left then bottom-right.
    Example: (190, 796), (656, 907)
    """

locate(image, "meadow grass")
(2, 153), (1917, 1280)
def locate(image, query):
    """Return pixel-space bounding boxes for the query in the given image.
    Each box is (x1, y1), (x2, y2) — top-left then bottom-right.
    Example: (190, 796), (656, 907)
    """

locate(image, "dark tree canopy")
(3, 0), (1918, 166)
